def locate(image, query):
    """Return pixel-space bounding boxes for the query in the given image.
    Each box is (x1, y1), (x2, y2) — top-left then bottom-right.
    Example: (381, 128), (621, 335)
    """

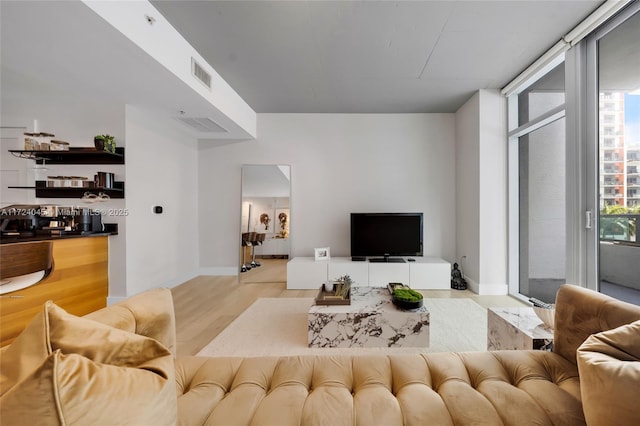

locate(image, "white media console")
(286, 256), (451, 290)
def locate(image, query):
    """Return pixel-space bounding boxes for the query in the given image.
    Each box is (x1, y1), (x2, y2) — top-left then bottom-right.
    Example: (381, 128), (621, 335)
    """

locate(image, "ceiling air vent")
(191, 57), (211, 90)
(176, 116), (228, 133)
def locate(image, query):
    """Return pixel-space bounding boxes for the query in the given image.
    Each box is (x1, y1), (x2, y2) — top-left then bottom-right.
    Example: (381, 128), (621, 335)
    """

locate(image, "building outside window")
(598, 92), (640, 209)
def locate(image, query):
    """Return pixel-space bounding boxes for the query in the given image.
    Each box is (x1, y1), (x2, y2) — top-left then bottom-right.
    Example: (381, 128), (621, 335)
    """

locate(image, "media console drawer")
(408, 257), (451, 289)
(286, 256), (450, 290)
(368, 263), (409, 287)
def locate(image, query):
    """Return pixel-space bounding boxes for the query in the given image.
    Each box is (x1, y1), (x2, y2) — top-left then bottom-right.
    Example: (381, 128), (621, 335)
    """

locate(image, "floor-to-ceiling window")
(508, 62), (567, 303)
(507, 2), (640, 305)
(587, 5), (640, 304)
(518, 118), (567, 302)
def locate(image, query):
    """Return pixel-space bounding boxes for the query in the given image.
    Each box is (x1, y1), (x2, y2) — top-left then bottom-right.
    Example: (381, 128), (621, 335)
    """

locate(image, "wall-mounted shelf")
(36, 181), (124, 199)
(7, 147), (125, 199)
(9, 147), (125, 165)
(8, 181), (125, 199)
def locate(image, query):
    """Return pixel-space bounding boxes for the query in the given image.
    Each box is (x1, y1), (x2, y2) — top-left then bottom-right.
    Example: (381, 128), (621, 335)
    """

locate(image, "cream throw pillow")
(0, 304), (50, 395)
(577, 319), (640, 426)
(0, 301), (177, 425)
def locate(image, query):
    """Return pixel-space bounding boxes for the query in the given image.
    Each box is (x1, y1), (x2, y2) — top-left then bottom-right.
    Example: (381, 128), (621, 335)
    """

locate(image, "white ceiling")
(0, 0), (605, 121)
(151, 0), (604, 113)
(0, 1), (254, 140)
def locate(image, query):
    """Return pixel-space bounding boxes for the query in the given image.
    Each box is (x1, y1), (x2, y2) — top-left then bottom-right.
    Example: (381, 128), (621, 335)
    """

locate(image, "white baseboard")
(199, 266), (238, 276)
(107, 271), (201, 306)
(466, 277), (480, 294)
(465, 278), (508, 295)
(477, 284), (509, 295)
(163, 271), (201, 288)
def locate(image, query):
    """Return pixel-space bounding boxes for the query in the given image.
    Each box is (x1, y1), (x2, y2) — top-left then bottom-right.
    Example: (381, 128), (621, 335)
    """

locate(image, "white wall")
(455, 90), (508, 295)
(123, 106), (200, 297)
(199, 113), (456, 273)
(478, 90), (508, 292)
(455, 93), (481, 286)
(3, 96), (505, 295)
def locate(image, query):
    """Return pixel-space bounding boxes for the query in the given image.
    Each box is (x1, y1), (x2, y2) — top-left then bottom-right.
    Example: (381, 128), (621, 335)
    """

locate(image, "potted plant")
(94, 134), (115, 153)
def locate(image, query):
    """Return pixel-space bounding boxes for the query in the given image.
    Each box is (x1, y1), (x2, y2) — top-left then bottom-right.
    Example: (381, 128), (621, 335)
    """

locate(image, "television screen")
(350, 213), (423, 258)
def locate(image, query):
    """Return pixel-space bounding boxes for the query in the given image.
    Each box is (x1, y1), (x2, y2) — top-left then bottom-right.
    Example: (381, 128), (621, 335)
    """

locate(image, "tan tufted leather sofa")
(2, 284), (640, 425)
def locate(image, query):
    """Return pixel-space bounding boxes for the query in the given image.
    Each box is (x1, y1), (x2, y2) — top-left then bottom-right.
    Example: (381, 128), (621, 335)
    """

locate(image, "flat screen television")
(350, 213), (423, 261)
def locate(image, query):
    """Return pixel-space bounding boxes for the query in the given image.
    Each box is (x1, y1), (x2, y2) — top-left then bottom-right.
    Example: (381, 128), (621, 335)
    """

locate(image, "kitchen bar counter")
(0, 236), (110, 346)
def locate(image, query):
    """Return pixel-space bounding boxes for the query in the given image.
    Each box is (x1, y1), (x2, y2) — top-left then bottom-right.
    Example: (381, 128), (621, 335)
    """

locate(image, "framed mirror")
(240, 165), (291, 283)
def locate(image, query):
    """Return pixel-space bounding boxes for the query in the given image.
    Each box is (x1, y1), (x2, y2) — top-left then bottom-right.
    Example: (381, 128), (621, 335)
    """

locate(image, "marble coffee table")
(308, 287), (429, 348)
(487, 307), (554, 351)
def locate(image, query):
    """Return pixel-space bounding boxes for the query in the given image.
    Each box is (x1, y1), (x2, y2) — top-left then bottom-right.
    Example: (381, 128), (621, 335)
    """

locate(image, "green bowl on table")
(391, 288), (424, 310)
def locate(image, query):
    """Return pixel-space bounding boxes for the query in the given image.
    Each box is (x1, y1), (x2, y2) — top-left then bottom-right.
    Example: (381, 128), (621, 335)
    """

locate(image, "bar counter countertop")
(0, 227), (117, 244)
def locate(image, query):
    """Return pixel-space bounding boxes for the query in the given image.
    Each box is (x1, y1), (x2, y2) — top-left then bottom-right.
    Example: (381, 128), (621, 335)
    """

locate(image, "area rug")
(197, 297), (487, 357)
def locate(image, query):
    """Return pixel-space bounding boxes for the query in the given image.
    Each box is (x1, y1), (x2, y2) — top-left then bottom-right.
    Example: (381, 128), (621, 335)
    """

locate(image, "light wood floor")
(239, 258), (288, 284)
(171, 260), (527, 357)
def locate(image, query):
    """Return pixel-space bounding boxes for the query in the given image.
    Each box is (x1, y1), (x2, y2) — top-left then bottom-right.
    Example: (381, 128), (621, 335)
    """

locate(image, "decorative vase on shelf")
(94, 134), (115, 153)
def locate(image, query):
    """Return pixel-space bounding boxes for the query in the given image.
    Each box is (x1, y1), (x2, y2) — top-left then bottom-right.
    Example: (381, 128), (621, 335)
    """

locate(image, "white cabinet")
(286, 257), (328, 289)
(409, 257), (451, 289)
(369, 263), (409, 287)
(287, 257), (451, 290)
(327, 258), (369, 287)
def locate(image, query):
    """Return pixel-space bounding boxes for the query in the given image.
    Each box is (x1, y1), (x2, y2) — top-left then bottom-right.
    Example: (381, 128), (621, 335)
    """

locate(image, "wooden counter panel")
(0, 237), (109, 347)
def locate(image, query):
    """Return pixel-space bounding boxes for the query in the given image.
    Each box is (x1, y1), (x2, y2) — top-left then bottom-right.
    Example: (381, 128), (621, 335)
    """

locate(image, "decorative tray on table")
(315, 286), (351, 305)
(388, 283), (424, 310)
(315, 276), (352, 305)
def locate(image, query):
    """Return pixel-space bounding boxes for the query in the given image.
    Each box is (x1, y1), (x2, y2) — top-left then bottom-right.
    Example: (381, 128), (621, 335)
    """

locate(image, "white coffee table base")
(308, 287), (429, 348)
(487, 307), (554, 351)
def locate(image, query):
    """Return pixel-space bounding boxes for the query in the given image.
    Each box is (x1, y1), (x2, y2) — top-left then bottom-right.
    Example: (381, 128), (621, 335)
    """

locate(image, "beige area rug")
(197, 297), (488, 357)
